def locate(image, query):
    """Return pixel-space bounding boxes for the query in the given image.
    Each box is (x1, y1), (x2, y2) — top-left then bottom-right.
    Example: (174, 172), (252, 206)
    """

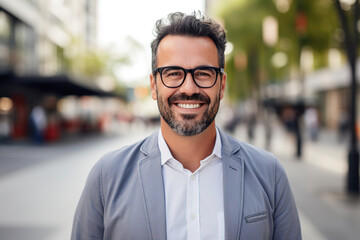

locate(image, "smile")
(176, 103), (201, 109)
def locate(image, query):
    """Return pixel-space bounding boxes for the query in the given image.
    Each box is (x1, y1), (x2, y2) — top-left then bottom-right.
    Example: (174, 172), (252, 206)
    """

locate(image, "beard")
(157, 91), (220, 136)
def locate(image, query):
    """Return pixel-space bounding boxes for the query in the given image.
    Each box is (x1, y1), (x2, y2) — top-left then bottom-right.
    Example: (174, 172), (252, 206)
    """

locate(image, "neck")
(161, 119), (217, 172)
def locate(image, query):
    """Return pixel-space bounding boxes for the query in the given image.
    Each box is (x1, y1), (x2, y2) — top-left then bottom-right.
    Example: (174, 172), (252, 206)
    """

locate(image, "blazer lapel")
(220, 131), (244, 240)
(138, 132), (167, 240)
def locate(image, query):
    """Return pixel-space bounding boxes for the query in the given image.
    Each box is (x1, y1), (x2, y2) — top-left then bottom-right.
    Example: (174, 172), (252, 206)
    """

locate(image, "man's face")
(150, 35), (226, 136)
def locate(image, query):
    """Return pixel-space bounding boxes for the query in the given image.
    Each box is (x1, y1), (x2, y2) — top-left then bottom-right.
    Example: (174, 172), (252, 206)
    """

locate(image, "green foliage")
(215, 0), (341, 101)
(225, 55), (252, 100)
(219, 0), (276, 50)
(63, 36), (131, 95)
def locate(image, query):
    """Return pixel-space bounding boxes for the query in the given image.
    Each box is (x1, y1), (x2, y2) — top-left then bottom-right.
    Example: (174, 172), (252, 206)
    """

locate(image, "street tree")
(333, 0), (359, 195)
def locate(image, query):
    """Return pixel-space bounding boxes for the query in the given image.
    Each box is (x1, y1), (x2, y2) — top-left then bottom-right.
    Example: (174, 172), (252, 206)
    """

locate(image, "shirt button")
(190, 175), (195, 180)
(190, 213), (196, 219)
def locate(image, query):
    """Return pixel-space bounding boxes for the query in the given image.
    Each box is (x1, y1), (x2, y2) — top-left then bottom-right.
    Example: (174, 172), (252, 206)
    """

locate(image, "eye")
(194, 68), (215, 79)
(162, 68), (184, 79)
(196, 71), (211, 76)
(168, 71), (182, 76)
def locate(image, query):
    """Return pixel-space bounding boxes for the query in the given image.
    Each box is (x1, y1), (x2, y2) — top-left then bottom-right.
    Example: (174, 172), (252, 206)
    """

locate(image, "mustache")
(168, 93), (210, 105)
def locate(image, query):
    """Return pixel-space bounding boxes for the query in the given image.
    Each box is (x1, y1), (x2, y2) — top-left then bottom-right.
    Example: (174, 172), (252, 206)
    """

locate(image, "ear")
(220, 72), (227, 100)
(150, 73), (157, 100)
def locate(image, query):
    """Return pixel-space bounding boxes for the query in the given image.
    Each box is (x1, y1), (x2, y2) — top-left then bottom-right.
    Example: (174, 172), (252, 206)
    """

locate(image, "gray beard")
(157, 92), (220, 136)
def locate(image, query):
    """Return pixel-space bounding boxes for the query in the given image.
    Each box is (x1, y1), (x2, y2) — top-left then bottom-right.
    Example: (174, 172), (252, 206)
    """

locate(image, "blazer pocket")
(245, 211), (268, 223)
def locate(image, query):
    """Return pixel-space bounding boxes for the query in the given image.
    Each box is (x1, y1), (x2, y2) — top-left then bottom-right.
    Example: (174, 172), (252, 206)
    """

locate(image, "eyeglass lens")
(161, 67), (217, 88)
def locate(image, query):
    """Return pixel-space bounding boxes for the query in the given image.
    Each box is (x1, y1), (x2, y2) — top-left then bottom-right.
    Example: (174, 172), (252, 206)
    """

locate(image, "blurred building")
(303, 61), (360, 130)
(0, 0), (98, 77)
(0, 0), (119, 141)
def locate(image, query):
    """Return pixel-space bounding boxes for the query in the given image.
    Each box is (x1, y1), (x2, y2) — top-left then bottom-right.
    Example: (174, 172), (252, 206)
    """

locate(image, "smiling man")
(151, 34), (226, 172)
(71, 12), (302, 240)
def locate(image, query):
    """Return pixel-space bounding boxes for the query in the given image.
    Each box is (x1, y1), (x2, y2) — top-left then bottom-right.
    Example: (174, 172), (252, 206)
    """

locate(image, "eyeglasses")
(154, 66), (224, 88)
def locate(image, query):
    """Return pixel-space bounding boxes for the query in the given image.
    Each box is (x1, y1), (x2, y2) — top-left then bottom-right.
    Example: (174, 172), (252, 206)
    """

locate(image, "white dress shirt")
(158, 128), (224, 240)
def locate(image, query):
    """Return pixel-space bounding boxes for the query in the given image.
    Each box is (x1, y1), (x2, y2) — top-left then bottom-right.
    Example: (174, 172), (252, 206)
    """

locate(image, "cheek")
(158, 87), (176, 101)
(207, 89), (221, 103)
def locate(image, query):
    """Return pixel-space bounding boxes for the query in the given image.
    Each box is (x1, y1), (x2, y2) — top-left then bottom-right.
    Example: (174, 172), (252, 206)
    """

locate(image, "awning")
(0, 73), (119, 97)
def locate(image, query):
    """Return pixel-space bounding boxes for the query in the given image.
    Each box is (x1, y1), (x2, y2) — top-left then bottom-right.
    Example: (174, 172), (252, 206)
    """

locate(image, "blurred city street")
(0, 122), (359, 240)
(1, 1), (360, 239)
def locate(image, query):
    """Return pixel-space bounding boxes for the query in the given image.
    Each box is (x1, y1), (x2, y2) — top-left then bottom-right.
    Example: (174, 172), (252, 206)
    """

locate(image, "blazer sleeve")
(272, 160), (302, 240)
(71, 160), (104, 240)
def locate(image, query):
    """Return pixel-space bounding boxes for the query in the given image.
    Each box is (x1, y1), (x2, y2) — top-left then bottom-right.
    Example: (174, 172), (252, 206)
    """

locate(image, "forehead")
(156, 35), (218, 68)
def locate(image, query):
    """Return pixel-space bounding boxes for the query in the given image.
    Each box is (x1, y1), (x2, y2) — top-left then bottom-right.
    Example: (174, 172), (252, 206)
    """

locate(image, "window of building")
(0, 11), (10, 39)
(0, 11), (11, 72)
(14, 22), (37, 75)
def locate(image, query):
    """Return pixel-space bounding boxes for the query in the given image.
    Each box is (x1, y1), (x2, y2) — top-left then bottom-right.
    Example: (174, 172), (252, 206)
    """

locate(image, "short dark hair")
(151, 12), (227, 74)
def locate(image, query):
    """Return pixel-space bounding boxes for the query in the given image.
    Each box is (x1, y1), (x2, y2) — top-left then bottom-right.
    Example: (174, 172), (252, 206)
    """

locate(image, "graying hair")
(151, 11), (227, 74)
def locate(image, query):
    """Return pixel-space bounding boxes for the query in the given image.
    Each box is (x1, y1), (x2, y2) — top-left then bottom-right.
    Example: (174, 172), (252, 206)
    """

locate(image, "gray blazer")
(71, 129), (301, 240)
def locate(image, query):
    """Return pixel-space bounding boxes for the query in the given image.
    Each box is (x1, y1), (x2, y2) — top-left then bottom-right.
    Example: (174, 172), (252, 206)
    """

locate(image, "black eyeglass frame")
(154, 66), (224, 88)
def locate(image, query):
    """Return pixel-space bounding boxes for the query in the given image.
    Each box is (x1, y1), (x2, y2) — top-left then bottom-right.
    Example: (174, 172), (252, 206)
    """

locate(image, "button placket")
(187, 172), (200, 239)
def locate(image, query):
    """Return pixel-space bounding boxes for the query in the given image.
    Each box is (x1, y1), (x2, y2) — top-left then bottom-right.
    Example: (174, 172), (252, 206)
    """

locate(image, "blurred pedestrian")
(264, 108), (275, 150)
(304, 107), (319, 141)
(221, 104), (238, 133)
(29, 105), (47, 143)
(0, 114), (11, 142)
(71, 12), (301, 240)
(281, 103), (304, 158)
(244, 99), (257, 141)
(282, 106), (295, 132)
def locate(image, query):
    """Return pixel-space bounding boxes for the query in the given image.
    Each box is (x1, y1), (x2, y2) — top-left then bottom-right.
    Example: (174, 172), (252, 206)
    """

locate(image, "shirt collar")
(158, 127), (222, 166)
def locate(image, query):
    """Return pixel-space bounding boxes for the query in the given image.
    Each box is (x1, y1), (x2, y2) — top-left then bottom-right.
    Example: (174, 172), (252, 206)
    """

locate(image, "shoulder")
(93, 131), (159, 178)
(239, 141), (278, 168)
(219, 129), (285, 179)
(101, 138), (147, 166)
(220, 129), (277, 165)
(220, 129), (291, 202)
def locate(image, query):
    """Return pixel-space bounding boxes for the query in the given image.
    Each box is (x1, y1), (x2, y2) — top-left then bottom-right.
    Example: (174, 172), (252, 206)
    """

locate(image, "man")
(71, 12), (301, 240)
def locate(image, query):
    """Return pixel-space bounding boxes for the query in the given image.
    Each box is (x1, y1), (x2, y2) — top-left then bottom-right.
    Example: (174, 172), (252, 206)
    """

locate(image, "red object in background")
(45, 121), (60, 142)
(11, 95), (28, 139)
(296, 12), (307, 35)
(44, 114), (60, 142)
(63, 118), (81, 133)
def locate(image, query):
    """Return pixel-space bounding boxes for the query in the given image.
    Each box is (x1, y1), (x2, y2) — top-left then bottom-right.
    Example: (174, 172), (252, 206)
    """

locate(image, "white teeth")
(177, 103), (200, 109)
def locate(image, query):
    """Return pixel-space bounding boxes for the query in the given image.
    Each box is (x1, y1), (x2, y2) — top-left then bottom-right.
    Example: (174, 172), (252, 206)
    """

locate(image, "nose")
(178, 72), (200, 95)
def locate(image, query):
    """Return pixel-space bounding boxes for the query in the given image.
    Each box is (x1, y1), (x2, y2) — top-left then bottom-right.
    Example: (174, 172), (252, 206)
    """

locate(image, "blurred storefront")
(0, 0), (124, 143)
(303, 60), (360, 131)
(263, 60), (360, 136)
